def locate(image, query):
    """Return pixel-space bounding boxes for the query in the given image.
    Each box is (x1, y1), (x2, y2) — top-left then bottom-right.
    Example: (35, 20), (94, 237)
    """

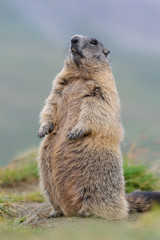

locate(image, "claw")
(66, 128), (87, 140)
(37, 123), (54, 138)
(47, 211), (63, 218)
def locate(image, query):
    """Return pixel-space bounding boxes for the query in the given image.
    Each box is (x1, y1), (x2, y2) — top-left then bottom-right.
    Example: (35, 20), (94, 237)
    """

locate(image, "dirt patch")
(18, 202), (109, 228)
(12, 201), (138, 228)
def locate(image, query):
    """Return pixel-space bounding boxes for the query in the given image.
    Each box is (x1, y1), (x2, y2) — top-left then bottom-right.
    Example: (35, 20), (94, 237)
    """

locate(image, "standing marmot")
(38, 35), (160, 219)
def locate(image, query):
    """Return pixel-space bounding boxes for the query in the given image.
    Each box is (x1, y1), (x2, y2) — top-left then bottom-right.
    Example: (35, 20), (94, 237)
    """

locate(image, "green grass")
(0, 149), (38, 186)
(0, 203), (17, 221)
(124, 156), (160, 192)
(0, 192), (44, 203)
(124, 157), (160, 193)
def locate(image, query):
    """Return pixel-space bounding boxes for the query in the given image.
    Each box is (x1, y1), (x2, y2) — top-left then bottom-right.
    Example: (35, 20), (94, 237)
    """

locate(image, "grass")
(124, 157), (160, 193)
(0, 203), (17, 221)
(0, 149), (38, 186)
(0, 192), (44, 203)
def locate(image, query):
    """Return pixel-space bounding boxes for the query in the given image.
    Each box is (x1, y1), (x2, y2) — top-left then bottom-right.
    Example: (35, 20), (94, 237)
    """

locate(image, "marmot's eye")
(90, 39), (98, 45)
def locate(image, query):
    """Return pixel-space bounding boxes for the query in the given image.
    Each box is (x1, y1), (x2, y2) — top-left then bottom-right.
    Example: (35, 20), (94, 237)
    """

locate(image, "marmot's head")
(68, 35), (110, 68)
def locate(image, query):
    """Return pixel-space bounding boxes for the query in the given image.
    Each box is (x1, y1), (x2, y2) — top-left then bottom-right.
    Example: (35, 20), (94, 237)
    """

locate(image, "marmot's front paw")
(37, 123), (54, 138)
(66, 128), (88, 140)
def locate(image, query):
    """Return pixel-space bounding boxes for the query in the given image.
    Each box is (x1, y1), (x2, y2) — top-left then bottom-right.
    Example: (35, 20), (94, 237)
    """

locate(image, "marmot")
(38, 35), (160, 219)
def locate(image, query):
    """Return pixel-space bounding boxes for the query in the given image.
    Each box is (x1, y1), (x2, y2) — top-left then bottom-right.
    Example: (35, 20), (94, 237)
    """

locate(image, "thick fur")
(38, 35), (158, 220)
(126, 191), (160, 213)
(38, 35), (128, 219)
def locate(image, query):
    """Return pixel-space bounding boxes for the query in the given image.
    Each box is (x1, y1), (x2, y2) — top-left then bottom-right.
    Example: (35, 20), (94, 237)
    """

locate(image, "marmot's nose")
(71, 36), (79, 45)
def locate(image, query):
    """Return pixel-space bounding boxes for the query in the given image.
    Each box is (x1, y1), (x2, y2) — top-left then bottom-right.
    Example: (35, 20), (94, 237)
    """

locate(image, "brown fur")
(38, 35), (129, 219)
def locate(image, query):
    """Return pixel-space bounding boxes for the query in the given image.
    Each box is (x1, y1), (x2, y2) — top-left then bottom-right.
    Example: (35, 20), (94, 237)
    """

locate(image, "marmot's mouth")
(71, 46), (84, 58)
(71, 46), (77, 53)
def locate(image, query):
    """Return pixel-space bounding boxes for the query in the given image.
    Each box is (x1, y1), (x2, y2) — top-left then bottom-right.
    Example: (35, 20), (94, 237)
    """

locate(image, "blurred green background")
(0, 0), (160, 166)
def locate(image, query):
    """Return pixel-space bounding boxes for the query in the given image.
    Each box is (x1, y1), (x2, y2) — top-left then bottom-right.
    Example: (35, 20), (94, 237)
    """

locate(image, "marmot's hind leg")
(46, 189), (64, 218)
(39, 143), (63, 218)
(77, 202), (92, 218)
(48, 207), (64, 218)
(77, 209), (92, 218)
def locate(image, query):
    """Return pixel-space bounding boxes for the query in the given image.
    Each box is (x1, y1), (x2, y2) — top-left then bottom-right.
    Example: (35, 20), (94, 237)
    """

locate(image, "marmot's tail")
(126, 191), (160, 213)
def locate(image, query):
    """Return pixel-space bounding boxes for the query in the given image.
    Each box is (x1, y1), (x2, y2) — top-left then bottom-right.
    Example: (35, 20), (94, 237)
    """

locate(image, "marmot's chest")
(55, 80), (89, 128)
(56, 80), (93, 112)
(61, 80), (91, 100)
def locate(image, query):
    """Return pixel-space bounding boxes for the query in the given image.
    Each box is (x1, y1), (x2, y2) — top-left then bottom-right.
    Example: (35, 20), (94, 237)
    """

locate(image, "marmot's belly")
(51, 137), (122, 214)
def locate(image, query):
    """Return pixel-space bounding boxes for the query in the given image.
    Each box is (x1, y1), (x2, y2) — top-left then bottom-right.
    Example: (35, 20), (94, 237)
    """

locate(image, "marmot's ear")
(103, 48), (110, 57)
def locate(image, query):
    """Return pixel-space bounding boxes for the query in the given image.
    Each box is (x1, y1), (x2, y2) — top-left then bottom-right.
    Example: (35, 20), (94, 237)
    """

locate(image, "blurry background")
(0, 0), (160, 166)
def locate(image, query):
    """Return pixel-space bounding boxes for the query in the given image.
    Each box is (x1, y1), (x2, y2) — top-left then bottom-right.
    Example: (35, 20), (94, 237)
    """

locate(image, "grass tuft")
(0, 203), (17, 221)
(124, 157), (160, 193)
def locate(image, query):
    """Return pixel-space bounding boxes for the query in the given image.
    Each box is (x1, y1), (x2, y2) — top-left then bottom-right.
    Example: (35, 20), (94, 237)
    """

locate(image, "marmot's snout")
(71, 35), (81, 54)
(70, 35), (84, 61)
